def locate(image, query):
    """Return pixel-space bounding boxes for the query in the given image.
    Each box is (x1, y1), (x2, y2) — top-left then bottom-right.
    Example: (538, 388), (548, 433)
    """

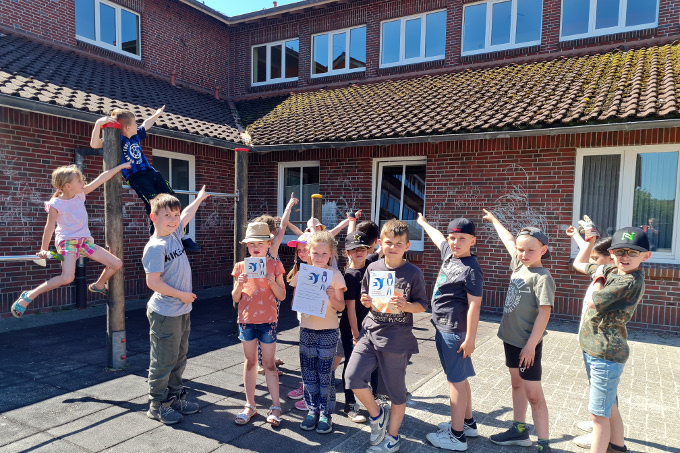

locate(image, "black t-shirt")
(340, 253), (380, 331)
(430, 241), (484, 334)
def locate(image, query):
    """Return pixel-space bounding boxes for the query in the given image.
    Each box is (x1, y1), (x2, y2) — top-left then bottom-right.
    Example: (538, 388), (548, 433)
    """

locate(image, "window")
(560, 0), (659, 41)
(252, 39), (300, 86)
(462, 0), (542, 55)
(278, 162), (320, 241)
(312, 26), (367, 77)
(75, 0), (141, 58)
(373, 158), (427, 251)
(380, 10), (446, 68)
(152, 150), (197, 240)
(573, 145), (680, 262)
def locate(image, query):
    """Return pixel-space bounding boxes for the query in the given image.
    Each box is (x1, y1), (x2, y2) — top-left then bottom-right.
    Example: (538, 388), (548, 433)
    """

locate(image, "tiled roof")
(237, 44), (680, 146)
(0, 33), (242, 143)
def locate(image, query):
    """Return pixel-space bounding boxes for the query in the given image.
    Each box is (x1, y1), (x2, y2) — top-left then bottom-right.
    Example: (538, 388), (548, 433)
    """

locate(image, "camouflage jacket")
(579, 264), (645, 363)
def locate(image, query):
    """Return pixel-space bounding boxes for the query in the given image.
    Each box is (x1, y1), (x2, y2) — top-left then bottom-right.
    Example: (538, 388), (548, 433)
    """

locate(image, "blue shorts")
(583, 352), (624, 417)
(435, 330), (475, 383)
(238, 323), (277, 344)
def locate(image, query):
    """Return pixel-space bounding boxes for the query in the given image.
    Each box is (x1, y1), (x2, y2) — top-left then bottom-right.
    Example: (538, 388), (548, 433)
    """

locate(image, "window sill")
(558, 27), (658, 49)
(308, 70), (367, 85)
(461, 44), (541, 63)
(249, 80), (299, 93)
(76, 39), (143, 66)
(567, 258), (680, 281)
(376, 59), (444, 76)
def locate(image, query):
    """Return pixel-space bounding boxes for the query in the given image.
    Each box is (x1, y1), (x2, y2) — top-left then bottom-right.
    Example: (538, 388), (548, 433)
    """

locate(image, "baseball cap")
(609, 227), (649, 252)
(517, 227), (551, 259)
(447, 218), (475, 236)
(345, 231), (371, 250)
(287, 232), (312, 248)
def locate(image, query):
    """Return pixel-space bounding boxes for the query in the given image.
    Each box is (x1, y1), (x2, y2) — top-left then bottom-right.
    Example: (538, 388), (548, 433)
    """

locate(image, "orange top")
(232, 259), (285, 324)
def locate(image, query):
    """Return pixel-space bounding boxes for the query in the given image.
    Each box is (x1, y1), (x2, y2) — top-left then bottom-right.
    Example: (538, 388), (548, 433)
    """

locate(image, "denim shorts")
(583, 352), (625, 417)
(435, 330), (475, 383)
(238, 323), (277, 344)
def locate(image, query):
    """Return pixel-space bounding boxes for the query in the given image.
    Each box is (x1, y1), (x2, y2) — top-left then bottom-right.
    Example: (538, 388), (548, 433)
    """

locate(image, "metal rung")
(122, 185), (239, 199)
(0, 255), (47, 266)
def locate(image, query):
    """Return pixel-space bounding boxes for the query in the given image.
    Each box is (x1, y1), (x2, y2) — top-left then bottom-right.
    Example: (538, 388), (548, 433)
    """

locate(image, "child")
(90, 106), (200, 252)
(232, 222), (287, 426)
(11, 163), (130, 318)
(345, 219), (428, 453)
(418, 214), (483, 451)
(571, 227), (650, 453)
(143, 188), (209, 424)
(290, 231), (346, 434)
(482, 209), (554, 453)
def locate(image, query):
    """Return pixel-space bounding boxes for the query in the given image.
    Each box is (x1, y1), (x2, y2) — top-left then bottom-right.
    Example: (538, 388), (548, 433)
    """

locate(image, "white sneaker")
(367, 434), (400, 453)
(369, 404), (390, 446)
(573, 433), (593, 449)
(437, 421), (479, 438)
(576, 420), (593, 433)
(427, 428), (468, 451)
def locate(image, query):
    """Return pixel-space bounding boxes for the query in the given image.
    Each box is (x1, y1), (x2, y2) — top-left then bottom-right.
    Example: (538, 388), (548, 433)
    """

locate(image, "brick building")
(1, 0), (679, 332)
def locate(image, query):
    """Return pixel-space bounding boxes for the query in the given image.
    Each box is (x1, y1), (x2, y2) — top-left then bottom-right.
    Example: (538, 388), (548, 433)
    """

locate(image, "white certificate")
(244, 257), (267, 279)
(292, 263), (333, 318)
(369, 271), (401, 314)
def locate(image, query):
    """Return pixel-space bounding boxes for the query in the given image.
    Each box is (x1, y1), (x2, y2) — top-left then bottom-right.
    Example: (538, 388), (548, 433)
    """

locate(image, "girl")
(11, 163), (131, 318)
(290, 231), (346, 434)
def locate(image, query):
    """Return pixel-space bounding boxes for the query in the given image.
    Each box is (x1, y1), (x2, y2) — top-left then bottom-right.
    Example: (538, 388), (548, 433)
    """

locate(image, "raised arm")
(346, 210), (363, 234)
(284, 220), (304, 237)
(271, 193), (299, 257)
(482, 209), (516, 256)
(329, 217), (351, 237)
(89, 116), (116, 149)
(567, 226), (594, 274)
(181, 185), (210, 225)
(141, 105), (165, 131)
(417, 213), (446, 250)
(83, 162), (131, 194)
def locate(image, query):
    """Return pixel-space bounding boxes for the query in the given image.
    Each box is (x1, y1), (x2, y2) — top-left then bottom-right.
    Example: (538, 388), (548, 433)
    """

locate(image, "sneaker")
(537, 445), (552, 452)
(182, 238), (201, 253)
(170, 388), (200, 415)
(295, 399), (308, 411)
(147, 398), (183, 424)
(574, 433), (592, 449)
(345, 402), (367, 423)
(300, 412), (319, 431)
(367, 434), (400, 453)
(489, 424), (532, 447)
(427, 427), (468, 451)
(288, 382), (304, 400)
(577, 420), (594, 433)
(316, 415), (333, 433)
(369, 404), (390, 446)
(437, 421), (479, 438)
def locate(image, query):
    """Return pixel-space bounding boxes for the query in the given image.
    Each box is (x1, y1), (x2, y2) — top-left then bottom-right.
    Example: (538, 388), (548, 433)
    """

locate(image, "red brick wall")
(0, 108), (235, 317)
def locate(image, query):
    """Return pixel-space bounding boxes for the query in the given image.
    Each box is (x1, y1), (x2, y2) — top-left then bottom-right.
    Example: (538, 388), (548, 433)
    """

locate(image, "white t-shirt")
(45, 192), (91, 247)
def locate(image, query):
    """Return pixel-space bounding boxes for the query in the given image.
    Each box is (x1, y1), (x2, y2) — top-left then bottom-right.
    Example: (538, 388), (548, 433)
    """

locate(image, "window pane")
(381, 20), (401, 64)
(491, 1), (512, 46)
(301, 167), (320, 225)
(580, 154), (620, 239)
(100, 3), (117, 46)
(516, 0), (542, 43)
(562, 0), (590, 37)
(154, 156), (169, 181)
(171, 159), (189, 191)
(425, 11), (446, 57)
(379, 166), (404, 226)
(313, 34), (329, 74)
(595, 0), (619, 29)
(402, 165), (426, 241)
(253, 46), (266, 83)
(284, 168), (301, 224)
(121, 10), (140, 55)
(633, 152), (677, 253)
(349, 27), (367, 69)
(405, 18), (422, 59)
(270, 44), (282, 79)
(332, 32), (346, 70)
(75, 0), (95, 40)
(463, 4), (487, 52)
(626, 0), (657, 26)
(285, 40), (299, 78)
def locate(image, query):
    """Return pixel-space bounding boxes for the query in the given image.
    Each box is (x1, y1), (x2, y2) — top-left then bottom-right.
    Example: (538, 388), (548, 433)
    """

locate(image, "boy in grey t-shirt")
(143, 188), (210, 425)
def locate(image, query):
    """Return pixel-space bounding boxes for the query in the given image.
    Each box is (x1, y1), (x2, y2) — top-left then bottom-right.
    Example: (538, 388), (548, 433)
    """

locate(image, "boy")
(417, 214), (483, 451)
(143, 187), (210, 424)
(572, 227), (650, 453)
(345, 219), (428, 453)
(483, 209), (554, 453)
(90, 105), (200, 252)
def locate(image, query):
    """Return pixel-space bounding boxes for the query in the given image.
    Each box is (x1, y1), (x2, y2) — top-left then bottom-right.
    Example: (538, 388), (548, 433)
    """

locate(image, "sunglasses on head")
(612, 249), (640, 257)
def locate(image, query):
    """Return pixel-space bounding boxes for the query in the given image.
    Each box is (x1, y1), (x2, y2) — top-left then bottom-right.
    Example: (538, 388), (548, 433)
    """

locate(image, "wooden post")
(102, 124), (126, 370)
(233, 148), (249, 335)
(311, 194), (322, 224)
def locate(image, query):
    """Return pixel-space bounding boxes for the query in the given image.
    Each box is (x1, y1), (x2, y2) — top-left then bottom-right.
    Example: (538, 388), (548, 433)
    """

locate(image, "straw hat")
(241, 222), (274, 243)
(305, 217), (326, 232)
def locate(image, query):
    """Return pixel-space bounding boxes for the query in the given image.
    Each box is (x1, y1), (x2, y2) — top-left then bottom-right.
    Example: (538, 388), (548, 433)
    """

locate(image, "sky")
(200, 0), (301, 17)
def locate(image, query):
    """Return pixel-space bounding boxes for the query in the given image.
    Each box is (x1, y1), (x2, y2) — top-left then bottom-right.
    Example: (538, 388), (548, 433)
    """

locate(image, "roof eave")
(178, 0), (338, 25)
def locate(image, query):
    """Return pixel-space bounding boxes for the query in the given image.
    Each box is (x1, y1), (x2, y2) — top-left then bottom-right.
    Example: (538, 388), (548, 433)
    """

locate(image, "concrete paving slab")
(75, 374), (148, 403)
(0, 415), (40, 448)
(0, 381), (68, 413)
(0, 432), (90, 453)
(102, 424), (222, 453)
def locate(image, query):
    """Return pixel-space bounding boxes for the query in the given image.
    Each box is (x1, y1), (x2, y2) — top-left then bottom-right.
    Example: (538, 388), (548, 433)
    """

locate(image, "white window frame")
(311, 25), (367, 78)
(379, 10), (446, 68)
(559, 0), (659, 41)
(251, 39), (300, 86)
(75, 0), (142, 60)
(461, 0), (543, 56)
(371, 157), (427, 252)
(278, 161), (320, 244)
(572, 144), (680, 263)
(152, 149), (197, 241)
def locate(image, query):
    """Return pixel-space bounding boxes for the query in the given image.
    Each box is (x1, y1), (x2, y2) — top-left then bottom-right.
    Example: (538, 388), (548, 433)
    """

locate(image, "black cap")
(345, 231), (371, 250)
(447, 218), (476, 236)
(609, 227), (649, 252)
(517, 227), (551, 259)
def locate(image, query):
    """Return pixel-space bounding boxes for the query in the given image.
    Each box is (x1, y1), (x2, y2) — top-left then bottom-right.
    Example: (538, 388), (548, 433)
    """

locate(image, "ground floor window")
(152, 150), (196, 239)
(278, 161), (320, 240)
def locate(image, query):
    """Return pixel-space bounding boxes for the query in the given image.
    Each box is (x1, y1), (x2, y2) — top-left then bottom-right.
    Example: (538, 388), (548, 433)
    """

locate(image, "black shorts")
(503, 341), (543, 381)
(128, 169), (174, 215)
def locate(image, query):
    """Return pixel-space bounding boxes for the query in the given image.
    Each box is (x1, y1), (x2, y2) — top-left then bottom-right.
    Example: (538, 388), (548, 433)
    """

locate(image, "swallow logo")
(622, 232), (635, 241)
(248, 262), (258, 273)
(372, 278), (385, 290)
(308, 273), (320, 284)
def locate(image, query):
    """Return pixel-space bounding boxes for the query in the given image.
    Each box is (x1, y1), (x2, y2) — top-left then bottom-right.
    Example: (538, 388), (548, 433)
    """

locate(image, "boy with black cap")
(417, 214), (483, 451)
(572, 227), (650, 453)
(483, 209), (555, 453)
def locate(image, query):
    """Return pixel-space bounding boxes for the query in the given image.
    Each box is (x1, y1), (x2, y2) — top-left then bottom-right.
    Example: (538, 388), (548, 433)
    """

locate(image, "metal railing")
(122, 185), (239, 199)
(0, 255), (47, 266)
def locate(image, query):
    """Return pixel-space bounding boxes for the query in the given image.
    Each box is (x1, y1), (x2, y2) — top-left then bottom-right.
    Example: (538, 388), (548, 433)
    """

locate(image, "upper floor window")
(312, 26), (367, 77)
(252, 39), (300, 86)
(75, 0), (141, 58)
(560, 0), (659, 41)
(380, 10), (446, 68)
(462, 0), (542, 55)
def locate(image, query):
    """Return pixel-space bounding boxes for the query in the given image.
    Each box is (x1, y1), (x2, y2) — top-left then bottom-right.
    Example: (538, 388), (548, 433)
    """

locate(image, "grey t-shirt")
(497, 252), (555, 348)
(361, 259), (428, 354)
(142, 221), (192, 317)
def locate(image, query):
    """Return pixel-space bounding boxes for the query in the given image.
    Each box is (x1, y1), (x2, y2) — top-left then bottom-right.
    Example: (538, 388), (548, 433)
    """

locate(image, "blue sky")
(201, 0), (300, 17)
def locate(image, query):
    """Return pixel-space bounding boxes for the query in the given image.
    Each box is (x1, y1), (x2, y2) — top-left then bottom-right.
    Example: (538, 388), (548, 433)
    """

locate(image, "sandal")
(11, 291), (32, 318)
(275, 358), (284, 366)
(267, 405), (282, 427)
(235, 404), (257, 425)
(88, 283), (107, 295)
